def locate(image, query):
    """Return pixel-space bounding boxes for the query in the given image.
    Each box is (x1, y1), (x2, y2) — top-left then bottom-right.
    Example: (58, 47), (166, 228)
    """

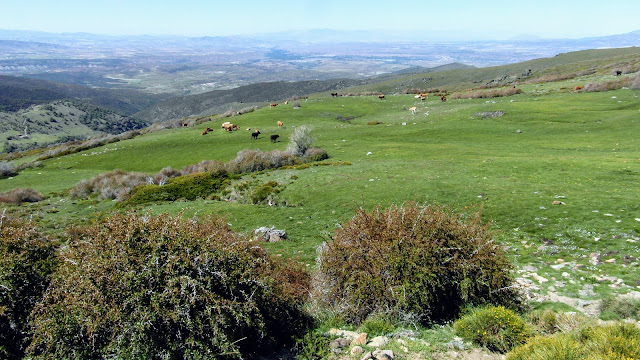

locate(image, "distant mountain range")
(0, 29), (638, 96)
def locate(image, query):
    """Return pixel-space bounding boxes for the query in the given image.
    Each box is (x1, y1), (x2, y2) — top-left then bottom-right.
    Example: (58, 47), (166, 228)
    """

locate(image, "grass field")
(2, 74), (639, 303)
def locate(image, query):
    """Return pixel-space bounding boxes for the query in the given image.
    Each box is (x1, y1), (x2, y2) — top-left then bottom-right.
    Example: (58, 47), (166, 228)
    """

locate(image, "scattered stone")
(605, 258), (616, 263)
(373, 349), (394, 360)
(562, 272), (570, 278)
(328, 329), (360, 339)
(578, 300), (593, 308)
(352, 332), (368, 346)
(361, 352), (373, 360)
(522, 265), (538, 272)
(551, 263), (567, 270)
(367, 336), (389, 348)
(254, 226), (287, 242)
(447, 337), (466, 350)
(330, 337), (351, 351)
(579, 284), (596, 297)
(531, 273), (549, 284)
(474, 111), (505, 119)
(351, 346), (364, 356)
(552, 200), (566, 205)
(555, 281), (566, 288)
(390, 329), (419, 338)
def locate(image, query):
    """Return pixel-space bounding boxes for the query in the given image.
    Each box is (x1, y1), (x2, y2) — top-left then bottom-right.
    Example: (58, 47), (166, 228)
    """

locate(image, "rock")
(361, 351), (373, 360)
(531, 273), (549, 284)
(552, 200), (566, 205)
(367, 336), (389, 348)
(578, 284), (596, 297)
(390, 329), (419, 338)
(351, 346), (364, 356)
(562, 272), (571, 278)
(551, 263), (567, 270)
(330, 337), (351, 350)
(352, 332), (368, 346)
(447, 337), (466, 350)
(254, 226), (287, 242)
(373, 349), (394, 360)
(328, 328), (360, 339)
(605, 258), (616, 263)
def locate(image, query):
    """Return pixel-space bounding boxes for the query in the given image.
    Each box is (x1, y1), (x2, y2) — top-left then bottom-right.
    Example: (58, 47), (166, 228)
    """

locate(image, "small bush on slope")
(0, 188), (44, 204)
(27, 212), (312, 359)
(454, 306), (531, 353)
(313, 203), (521, 326)
(506, 322), (640, 360)
(0, 216), (58, 359)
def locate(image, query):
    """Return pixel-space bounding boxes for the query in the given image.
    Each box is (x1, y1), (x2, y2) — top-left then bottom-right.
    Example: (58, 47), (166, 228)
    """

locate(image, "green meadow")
(2, 79), (639, 298)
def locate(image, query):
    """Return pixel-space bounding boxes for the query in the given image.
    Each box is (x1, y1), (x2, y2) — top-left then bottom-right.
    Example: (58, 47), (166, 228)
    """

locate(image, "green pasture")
(2, 86), (639, 297)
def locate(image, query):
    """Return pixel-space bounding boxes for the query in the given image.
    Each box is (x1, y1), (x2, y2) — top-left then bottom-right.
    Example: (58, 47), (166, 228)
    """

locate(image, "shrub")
(0, 188), (44, 204)
(313, 203), (521, 326)
(294, 330), (332, 360)
(583, 77), (632, 92)
(598, 295), (640, 321)
(286, 125), (315, 157)
(125, 171), (230, 205)
(0, 161), (16, 178)
(27, 212), (312, 359)
(69, 169), (149, 201)
(359, 314), (396, 336)
(304, 147), (328, 162)
(180, 159), (227, 175)
(631, 73), (640, 90)
(450, 87), (523, 100)
(250, 180), (280, 204)
(0, 216), (58, 359)
(506, 322), (640, 360)
(227, 149), (299, 174)
(454, 306), (531, 353)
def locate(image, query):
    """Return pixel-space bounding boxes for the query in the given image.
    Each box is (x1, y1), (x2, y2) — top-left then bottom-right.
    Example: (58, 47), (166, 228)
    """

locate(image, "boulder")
(254, 226), (287, 242)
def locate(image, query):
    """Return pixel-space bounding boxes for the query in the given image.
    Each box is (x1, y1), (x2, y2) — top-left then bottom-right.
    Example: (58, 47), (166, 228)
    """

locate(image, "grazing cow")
(414, 95), (421, 99)
(420, 93), (428, 98)
(378, 94), (386, 100)
(270, 103), (278, 107)
(221, 121), (231, 129)
(201, 127), (213, 135)
(331, 92), (339, 97)
(574, 85), (584, 91)
(409, 106), (417, 115)
(440, 95), (447, 102)
(222, 123), (238, 132)
(615, 70), (622, 76)
(252, 129), (261, 139)
(270, 134), (280, 143)
(284, 100), (289, 104)
(277, 121), (283, 127)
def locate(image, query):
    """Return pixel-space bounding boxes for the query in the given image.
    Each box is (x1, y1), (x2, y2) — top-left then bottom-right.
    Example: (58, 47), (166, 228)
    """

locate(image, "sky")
(1, 0), (639, 40)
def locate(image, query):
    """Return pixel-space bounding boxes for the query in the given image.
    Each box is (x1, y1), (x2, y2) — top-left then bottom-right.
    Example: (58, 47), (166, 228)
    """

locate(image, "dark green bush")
(454, 306), (531, 353)
(28, 212), (312, 359)
(294, 330), (332, 360)
(125, 170), (230, 205)
(0, 216), (58, 359)
(314, 203), (521, 325)
(250, 180), (280, 204)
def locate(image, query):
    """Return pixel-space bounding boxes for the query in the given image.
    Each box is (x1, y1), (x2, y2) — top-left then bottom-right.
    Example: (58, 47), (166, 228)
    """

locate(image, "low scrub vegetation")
(125, 170), (230, 205)
(27, 212), (312, 359)
(583, 76), (632, 92)
(506, 322), (640, 360)
(0, 188), (44, 204)
(0, 216), (58, 359)
(70, 169), (150, 201)
(631, 73), (640, 90)
(598, 295), (640, 321)
(454, 306), (531, 353)
(0, 161), (16, 178)
(313, 203), (521, 326)
(450, 87), (523, 100)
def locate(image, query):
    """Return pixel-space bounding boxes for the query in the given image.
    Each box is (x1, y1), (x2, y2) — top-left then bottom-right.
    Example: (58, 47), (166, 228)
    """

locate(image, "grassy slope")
(1, 49), (639, 300)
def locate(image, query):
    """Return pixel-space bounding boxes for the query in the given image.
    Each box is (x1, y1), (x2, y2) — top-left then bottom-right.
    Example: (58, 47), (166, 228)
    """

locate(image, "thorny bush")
(27, 212), (312, 359)
(313, 203), (521, 326)
(0, 215), (58, 359)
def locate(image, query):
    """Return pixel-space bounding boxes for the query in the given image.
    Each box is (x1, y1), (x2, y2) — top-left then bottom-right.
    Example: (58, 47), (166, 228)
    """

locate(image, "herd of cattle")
(200, 120), (282, 142)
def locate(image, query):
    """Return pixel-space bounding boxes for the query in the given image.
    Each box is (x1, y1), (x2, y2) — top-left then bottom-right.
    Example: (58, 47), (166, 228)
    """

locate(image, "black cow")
(270, 134), (280, 143)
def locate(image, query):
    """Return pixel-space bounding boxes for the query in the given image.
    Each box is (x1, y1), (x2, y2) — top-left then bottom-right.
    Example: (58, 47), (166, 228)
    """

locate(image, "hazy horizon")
(3, 0), (640, 41)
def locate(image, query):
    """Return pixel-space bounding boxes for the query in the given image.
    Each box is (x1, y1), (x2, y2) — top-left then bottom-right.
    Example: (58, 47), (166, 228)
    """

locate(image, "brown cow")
(201, 127), (213, 135)
(409, 106), (417, 115)
(440, 95), (447, 102)
(252, 129), (261, 139)
(270, 103), (278, 107)
(378, 94), (386, 99)
(277, 121), (283, 127)
(574, 85), (584, 91)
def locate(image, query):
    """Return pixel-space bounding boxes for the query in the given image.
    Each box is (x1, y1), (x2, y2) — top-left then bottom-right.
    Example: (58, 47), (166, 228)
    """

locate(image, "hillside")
(1, 47), (640, 359)
(345, 47), (640, 94)
(0, 75), (167, 115)
(134, 63), (474, 123)
(0, 100), (148, 153)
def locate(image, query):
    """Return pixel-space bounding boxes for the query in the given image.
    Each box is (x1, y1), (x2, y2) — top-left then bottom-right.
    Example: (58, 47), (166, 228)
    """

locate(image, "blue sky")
(2, 0), (639, 40)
